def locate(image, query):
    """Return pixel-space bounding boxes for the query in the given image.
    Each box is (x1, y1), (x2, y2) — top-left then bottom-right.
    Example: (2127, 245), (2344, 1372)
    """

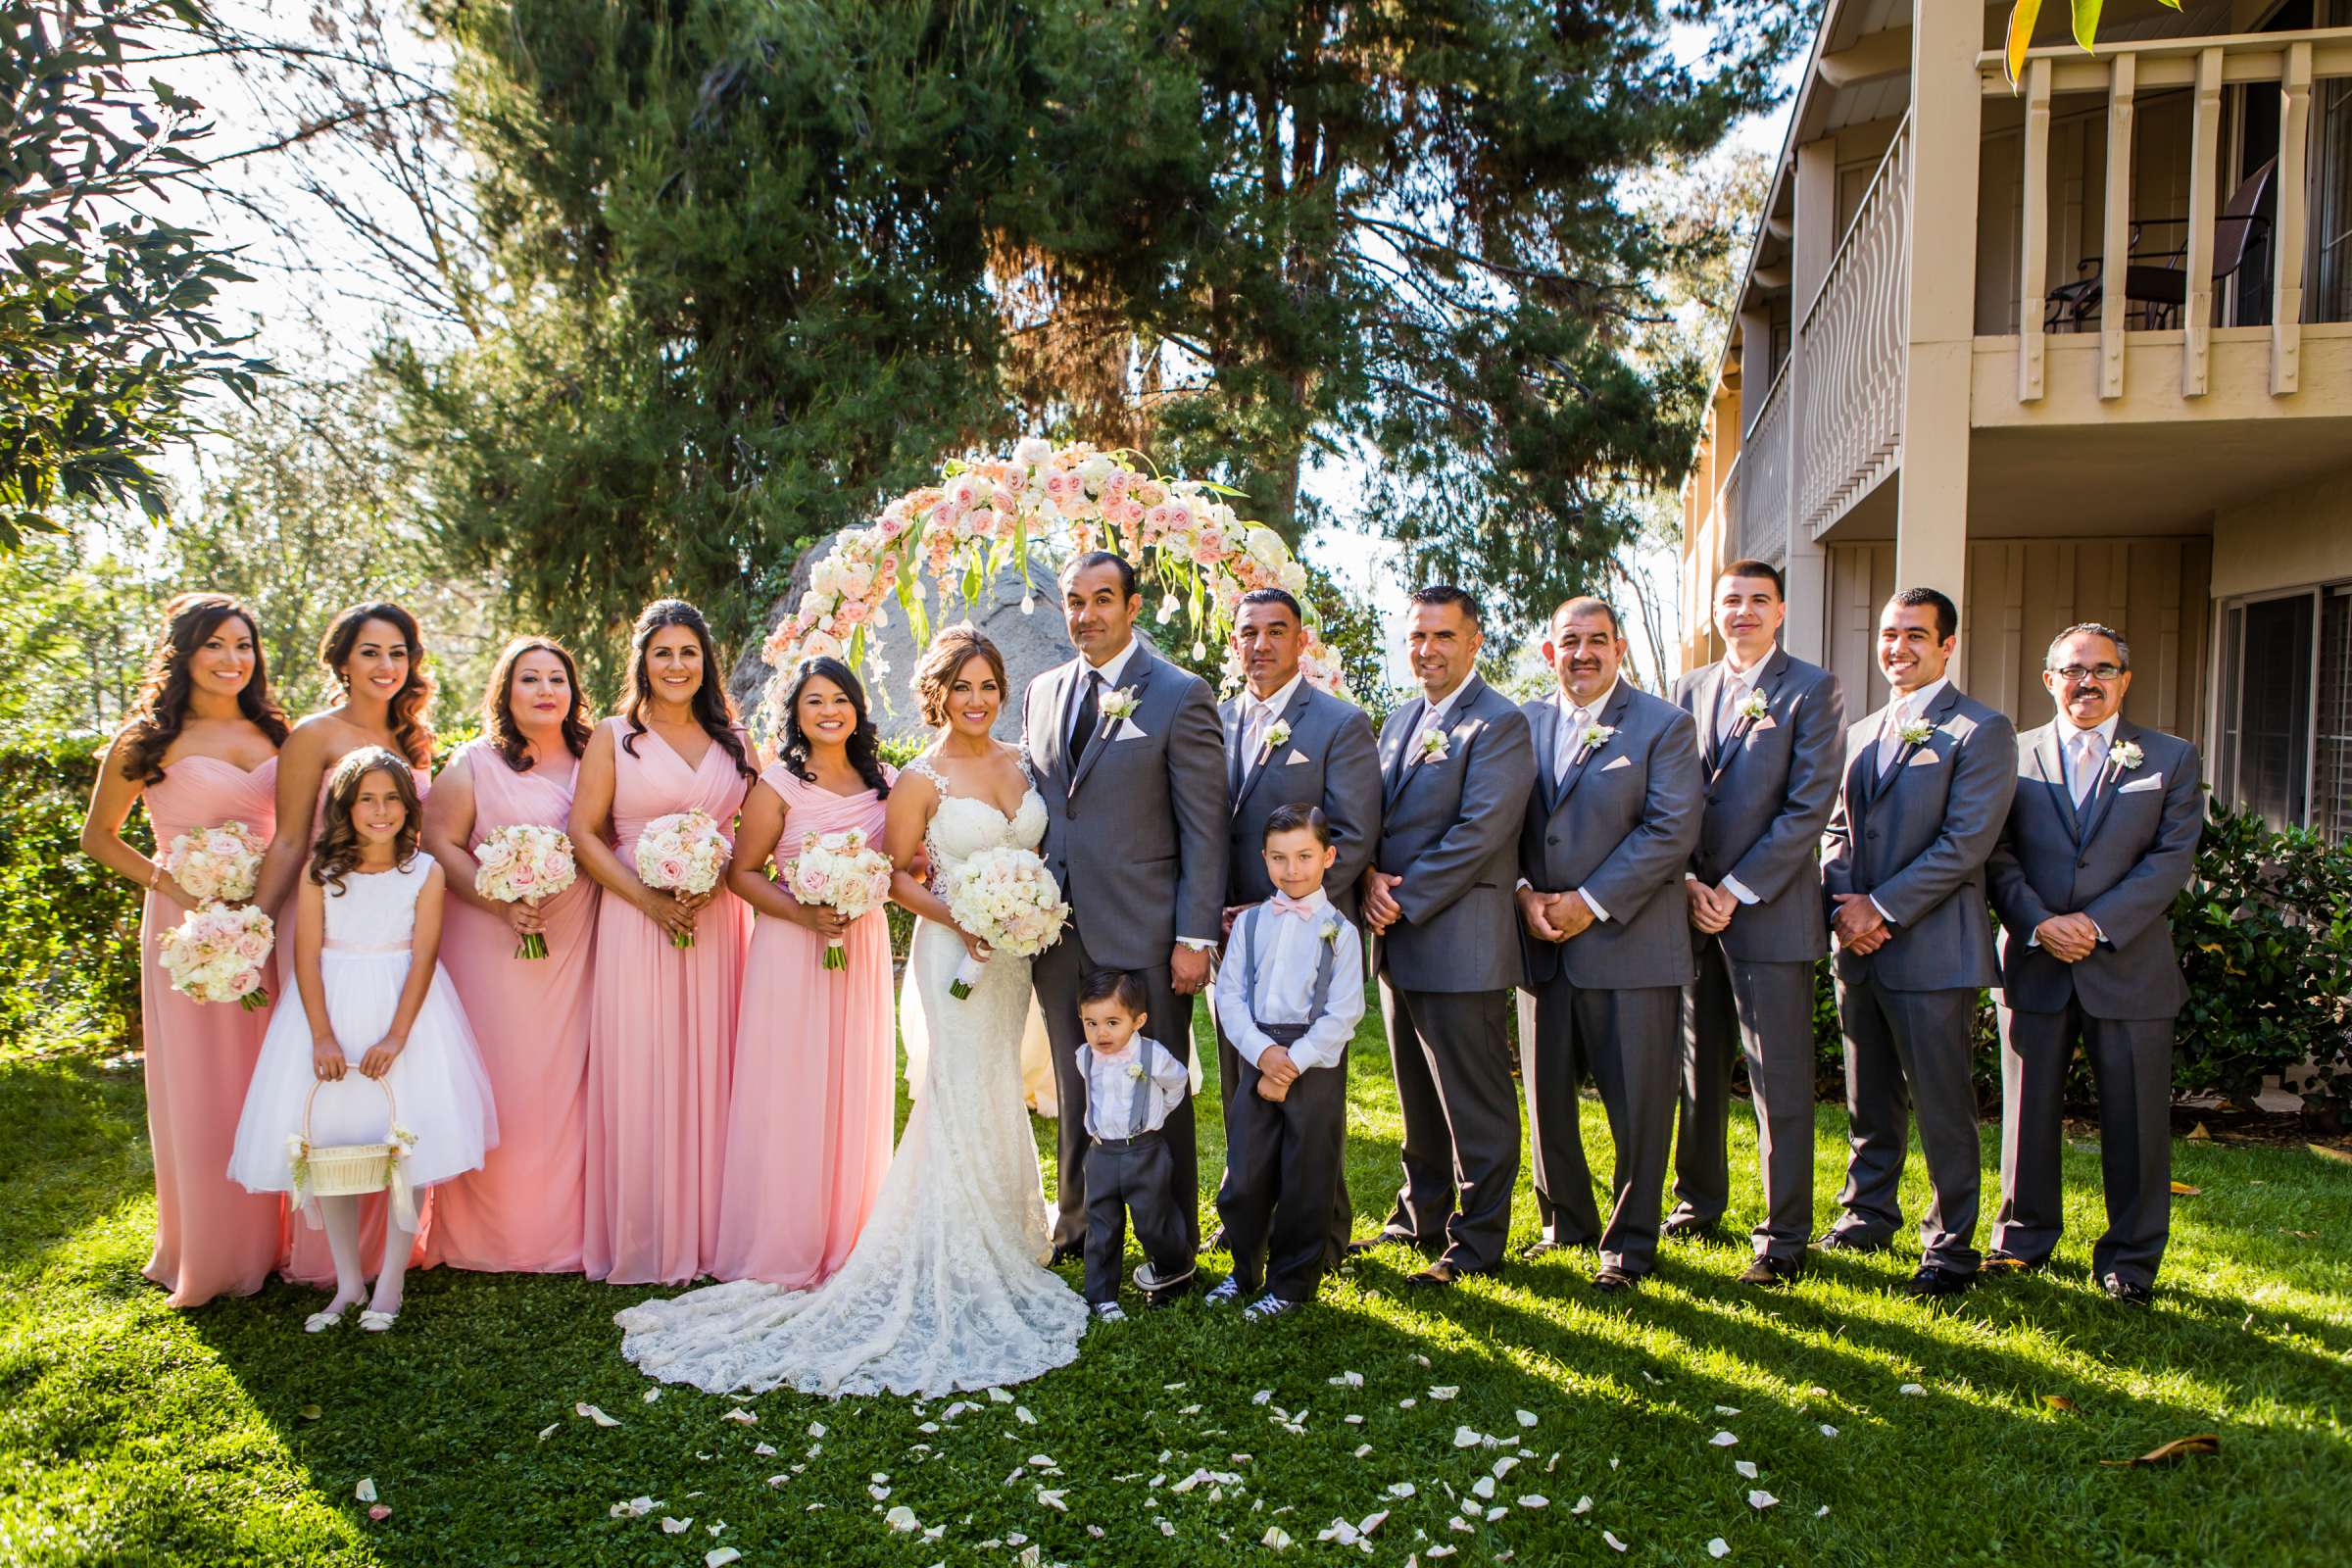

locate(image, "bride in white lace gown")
(613, 627), (1088, 1396)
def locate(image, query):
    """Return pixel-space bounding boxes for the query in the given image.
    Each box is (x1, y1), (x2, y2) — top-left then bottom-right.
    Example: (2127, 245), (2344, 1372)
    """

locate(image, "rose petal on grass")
(886, 1505), (919, 1532)
(1387, 1482), (1416, 1499)
(1452, 1426), (1482, 1448)
(1714, 1405), (1740, 1416)
(662, 1517), (692, 1534)
(1708, 1539), (1731, 1558)
(1353, 1444), (1372, 1458)
(989, 1388), (1012, 1403)
(1516, 1410), (1538, 1428)
(575, 1402), (621, 1427)
(354, 1479), (376, 1503)
(1331, 1371), (1364, 1387)
(1572, 1496), (1592, 1515)
(1262, 1526), (1293, 1548)
(1034, 1488), (1068, 1511)
(1471, 1477), (1495, 1499)
(1429, 1387), (1458, 1400)
(720, 1408), (756, 1425)
(644, 1388), (662, 1403)
(1735, 1460), (1758, 1479)
(808, 1421), (827, 1437)
(1015, 1406), (1037, 1425)
(1253, 1390), (1274, 1405)
(1603, 1530), (1629, 1552)
(707, 1551), (741, 1568)
(1517, 1495), (1548, 1509)
(1491, 1456), (1521, 1480)
(1747, 1490), (1778, 1510)
(1816, 1505), (1832, 1518)
(1898, 1384), (1926, 1396)
(1709, 1431), (1739, 1447)
(537, 1423), (560, 1442)
(1820, 1425), (1839, 1439)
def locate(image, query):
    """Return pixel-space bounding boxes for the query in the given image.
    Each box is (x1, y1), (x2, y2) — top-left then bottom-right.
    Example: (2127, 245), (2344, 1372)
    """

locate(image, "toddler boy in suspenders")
(1074, 968), (1195, 1320)
(1209, 805), (1367, 1318)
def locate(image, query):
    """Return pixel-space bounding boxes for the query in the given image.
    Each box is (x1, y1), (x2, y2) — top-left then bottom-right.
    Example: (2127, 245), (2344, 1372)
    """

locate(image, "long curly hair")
(480, 635), (591, 773)
(618, 599), (756, 780)
(776, 657), (891, 799)
(319, 602), (436, 767)
(117, 594), (289, 785)
(309, 746), (422, 895)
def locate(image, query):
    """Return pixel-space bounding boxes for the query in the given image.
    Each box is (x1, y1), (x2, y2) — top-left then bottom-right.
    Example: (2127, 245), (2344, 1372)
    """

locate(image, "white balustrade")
(1797, 116), (1910, 539)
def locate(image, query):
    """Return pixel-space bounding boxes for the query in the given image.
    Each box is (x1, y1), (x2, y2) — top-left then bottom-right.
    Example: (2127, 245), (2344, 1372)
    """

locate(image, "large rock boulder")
(728, 530), (1080, 742)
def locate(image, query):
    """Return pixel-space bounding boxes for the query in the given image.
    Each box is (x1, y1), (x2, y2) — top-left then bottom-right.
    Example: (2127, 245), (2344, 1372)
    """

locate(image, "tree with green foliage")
(0, 0), (272, 549)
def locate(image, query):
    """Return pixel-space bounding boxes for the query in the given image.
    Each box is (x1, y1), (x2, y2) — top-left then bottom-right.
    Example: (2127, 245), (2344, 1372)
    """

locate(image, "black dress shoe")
(1049, 1244), (1083, 1267)
(1405, 1260), (1471, 1288)
(1660, 1214), (1718, 1243)
(1592, 1265), (1642, 1294)
(1347, 1233), (1415, 1257)
(2101, 1273), (2154, 1307)
(1816, 1230), (1891, 1255)
(1902, 1265), (1973, 1299)
(1984, 1249), (2051, 1273)
(1738, 1255), (1803, 1288)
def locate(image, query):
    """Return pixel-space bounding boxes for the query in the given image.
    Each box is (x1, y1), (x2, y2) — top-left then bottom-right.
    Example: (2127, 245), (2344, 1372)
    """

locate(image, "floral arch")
(759, 440), (1347, 725)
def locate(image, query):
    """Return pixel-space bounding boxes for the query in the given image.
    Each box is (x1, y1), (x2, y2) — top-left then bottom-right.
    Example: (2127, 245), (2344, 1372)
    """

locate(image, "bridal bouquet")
(635, 809), (729, 949)
(159, 902), (275, 1010)
(939, 845), (1069, 1000)
(784, 827), (894, 971)
(473, 823), (578, 959)
(159, 819), (265, 906)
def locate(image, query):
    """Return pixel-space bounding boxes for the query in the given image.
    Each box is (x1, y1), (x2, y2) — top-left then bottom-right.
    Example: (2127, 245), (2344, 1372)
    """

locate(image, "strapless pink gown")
(280, 760), (439, 1287)
(427, 741), (597, 1273)
(139, 754), (286, 1306)
(710, 765), (897, 1286)
(584, 718), (753, 1285)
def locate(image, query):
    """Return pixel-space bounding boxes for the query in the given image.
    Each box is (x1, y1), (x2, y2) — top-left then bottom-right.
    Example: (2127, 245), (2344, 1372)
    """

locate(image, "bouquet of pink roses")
(159, 819), (265, 905)
(783, 827), (894, 971)
(633, 809), (729, 948)
(159, 902), (275, 1009)
(939, 845), (1069, 1000)
(473, 822), (578, 958)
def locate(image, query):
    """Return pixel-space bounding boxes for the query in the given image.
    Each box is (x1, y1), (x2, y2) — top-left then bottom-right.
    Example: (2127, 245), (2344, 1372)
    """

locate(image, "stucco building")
(1680, 0), (2352, 844)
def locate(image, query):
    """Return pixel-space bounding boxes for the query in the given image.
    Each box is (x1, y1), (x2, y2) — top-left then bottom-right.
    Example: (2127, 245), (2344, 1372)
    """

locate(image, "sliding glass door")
(2217, 583), (2352, 844)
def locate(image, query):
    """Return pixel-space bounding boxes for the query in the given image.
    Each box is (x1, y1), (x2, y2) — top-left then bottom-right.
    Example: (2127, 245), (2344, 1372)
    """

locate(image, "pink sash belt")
(323, 940), (413, 955)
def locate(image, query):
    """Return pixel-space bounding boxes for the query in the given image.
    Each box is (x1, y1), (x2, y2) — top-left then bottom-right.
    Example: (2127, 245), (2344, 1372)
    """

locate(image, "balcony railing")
(1988, 26), (2352, 402)
(1797, 114), (1910, 539)
(1739, 363), (1791, 566)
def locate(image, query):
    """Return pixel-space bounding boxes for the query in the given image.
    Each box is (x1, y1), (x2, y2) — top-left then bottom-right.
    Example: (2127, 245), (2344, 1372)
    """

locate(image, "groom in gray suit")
(1353, 585), (1536, 1286)
(1515, 597), (1703, 1293)
(1211, 587), (1383, 1255)
(1025, 553), (1229, 1278)
(1820, 587), (2017, 1299)
(1669, 560), (1845, 1285)
(1986, 623), (2201, 1306)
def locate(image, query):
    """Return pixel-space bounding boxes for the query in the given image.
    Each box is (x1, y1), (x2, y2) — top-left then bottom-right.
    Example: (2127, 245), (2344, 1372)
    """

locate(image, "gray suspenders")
(1241, 904), (1339, 1049)
(1087, 1039), (1162, 1143)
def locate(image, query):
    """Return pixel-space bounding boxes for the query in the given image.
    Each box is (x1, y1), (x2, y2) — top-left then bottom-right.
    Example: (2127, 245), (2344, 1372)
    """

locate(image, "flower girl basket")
(288, 1078), (418, 1231)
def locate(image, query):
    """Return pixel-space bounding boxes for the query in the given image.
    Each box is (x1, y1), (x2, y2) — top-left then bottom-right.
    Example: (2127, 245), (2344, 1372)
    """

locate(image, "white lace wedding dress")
(613, 762), (1088, 1397)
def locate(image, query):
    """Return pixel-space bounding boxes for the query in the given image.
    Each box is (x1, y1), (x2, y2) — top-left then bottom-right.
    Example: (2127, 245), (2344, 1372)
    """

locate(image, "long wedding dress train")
(612, 783), (1087, 1396)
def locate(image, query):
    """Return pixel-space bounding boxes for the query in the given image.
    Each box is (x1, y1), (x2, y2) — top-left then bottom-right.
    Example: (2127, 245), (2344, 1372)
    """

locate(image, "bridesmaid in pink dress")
(711, 656), (898, 1285)
(79, 594), (290, 1306)
(421, 637), (598, 1272)
(572, 600), (759, 1285)
(253, 601), (442, 1287)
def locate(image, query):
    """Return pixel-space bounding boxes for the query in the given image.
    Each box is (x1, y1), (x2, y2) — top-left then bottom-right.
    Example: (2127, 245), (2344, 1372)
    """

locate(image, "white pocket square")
(1112, 722), (1150, 741)
(1906, 748), (1942, 767)
(2118, 772), (2164, 794)
(1284, 748), (1310, 765)
(1599, 755), (1633, 773)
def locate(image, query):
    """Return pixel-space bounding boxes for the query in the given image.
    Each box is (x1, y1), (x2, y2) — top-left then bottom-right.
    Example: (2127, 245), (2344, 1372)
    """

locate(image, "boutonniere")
(1415, 727), (1450, 764)
(1319, 916), (1342, 946)
(1898, 718), (1935, 748)
(1577, 723), (1618, 760)
(1258, 719), (1292, 760)
(1100, 687), (1140, 722)
(2109, 739), (2144, 775)
(1735, 689), (1770, 725)
(1124, 1060), (1146, 1082)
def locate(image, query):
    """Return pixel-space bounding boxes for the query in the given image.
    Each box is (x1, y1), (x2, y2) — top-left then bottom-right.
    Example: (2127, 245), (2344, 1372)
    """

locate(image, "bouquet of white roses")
(159, 819), (266, 905)
(939, 845), (1069, 1000)
(159, 902), (275, 1009)
(784, 827), (894, 971)
(473, 823), (578, 958)
(634, 809), (730, 949)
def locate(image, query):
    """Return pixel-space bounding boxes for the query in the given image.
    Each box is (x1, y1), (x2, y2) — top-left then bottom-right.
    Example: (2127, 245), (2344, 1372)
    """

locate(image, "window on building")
(2217, 583), (2352, 845)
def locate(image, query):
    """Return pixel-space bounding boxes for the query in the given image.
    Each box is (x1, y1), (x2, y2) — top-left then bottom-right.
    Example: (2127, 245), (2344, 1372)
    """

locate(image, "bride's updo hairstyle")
(911, 623), (1008, 731)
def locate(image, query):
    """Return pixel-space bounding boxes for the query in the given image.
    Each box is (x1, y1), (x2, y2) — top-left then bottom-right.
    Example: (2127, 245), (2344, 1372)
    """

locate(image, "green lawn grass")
(2, 999), (2348, 1567)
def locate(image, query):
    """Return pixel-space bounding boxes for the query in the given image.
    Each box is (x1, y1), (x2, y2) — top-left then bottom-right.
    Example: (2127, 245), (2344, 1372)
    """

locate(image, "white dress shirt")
(1079, 1034), (1191, 1141)
(1212, 888), (1367, 1074)
(1408, 678), (1472, 760)
(2028, 712), (2122, 949)
(1240, 670), (1305, 781)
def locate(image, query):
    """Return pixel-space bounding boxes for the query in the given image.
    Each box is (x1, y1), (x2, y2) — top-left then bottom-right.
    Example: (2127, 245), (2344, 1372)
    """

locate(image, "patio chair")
(2046, 157), (2276, 332)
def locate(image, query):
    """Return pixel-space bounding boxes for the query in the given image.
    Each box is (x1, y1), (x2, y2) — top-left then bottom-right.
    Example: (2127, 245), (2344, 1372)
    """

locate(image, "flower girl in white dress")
(230, 747), (496, 1332)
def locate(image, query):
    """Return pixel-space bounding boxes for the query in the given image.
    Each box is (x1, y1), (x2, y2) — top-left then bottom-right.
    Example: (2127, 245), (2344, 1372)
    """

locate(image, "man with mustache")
(1513, 597), (1703, 1294)
(1985, 624), (2201, 1307)
(1669, 560), (1846, 1286)
(1820, 587), (2016, 1298)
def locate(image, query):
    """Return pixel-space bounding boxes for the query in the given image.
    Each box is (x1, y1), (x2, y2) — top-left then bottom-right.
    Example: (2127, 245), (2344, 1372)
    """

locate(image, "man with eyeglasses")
(1984, 624), (2202, 1307)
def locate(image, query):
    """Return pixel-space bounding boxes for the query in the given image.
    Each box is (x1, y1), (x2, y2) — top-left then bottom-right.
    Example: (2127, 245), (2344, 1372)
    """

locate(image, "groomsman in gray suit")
(1820, 587), (2017, 1298)
(1986, 623), (2202, 1307)
(1025, 553), (1229, 1278)
(1515, 598), (1703, 1293)
(1352, 585), (1536, 1286)
(1211, 588), (1383, 1255)
(1668, 560), (1846, 1286)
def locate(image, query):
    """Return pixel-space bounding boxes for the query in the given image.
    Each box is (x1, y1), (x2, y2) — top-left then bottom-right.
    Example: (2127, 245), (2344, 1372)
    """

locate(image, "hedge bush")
(0, 737), (144, 1053)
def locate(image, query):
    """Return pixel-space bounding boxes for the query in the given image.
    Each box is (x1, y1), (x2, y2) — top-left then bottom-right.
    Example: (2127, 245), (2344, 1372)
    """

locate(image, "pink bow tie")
(1268, 894), (1317, 921)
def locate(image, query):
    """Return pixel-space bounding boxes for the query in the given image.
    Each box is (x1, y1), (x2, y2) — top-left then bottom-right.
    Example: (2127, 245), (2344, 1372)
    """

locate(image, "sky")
(159, 3), (1809, 689)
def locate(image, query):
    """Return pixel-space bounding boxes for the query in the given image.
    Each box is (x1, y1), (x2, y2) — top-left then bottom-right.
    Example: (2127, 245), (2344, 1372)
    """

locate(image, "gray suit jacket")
(1021, 642), (1229, 970)
(1369, 674), (1536, 994)
(1674, 648), (1846, 964)
(1518, 682), (1704, 991)
(1987, 719), (2202, 1020)
(1821, 681), (2018, 992)
(1222, 680), (1382, 927)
